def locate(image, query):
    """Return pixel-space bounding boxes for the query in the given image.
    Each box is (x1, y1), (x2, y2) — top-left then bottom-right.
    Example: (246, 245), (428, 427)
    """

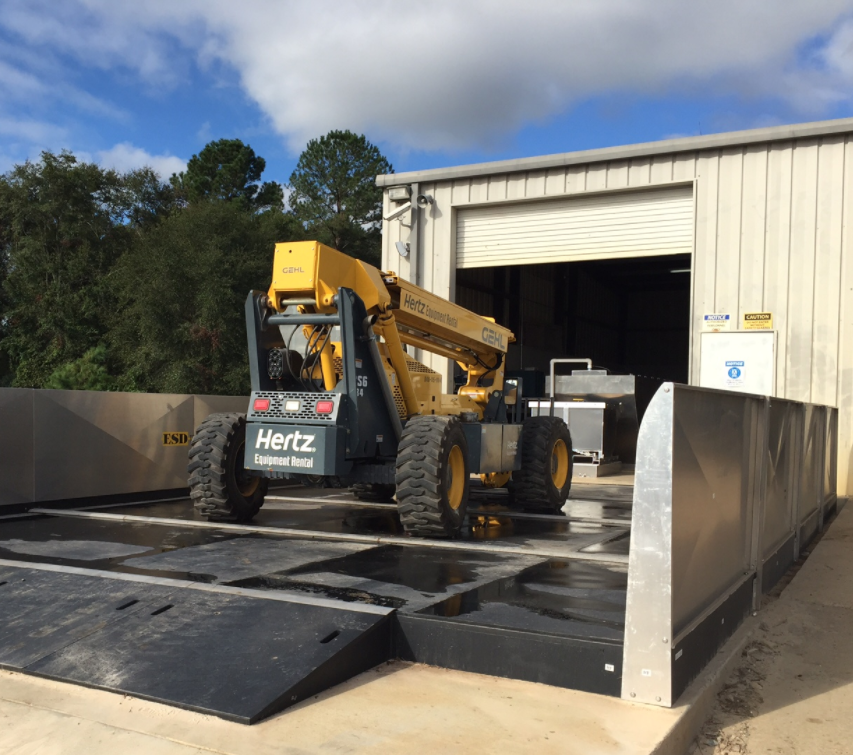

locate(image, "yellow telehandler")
(188, 241), (572, 536)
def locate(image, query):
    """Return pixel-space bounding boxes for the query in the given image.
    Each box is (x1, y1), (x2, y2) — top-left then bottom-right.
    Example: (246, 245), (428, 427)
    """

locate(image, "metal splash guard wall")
(622, 383), (838, 706)
(0, 389), (247, 508)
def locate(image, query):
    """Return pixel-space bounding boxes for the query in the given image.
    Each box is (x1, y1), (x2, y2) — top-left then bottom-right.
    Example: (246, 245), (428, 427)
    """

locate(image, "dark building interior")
(455, 253), (691, 384)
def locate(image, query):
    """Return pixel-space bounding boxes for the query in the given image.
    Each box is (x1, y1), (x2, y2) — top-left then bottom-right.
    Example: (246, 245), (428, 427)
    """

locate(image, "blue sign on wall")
(725, 360), (745, 383)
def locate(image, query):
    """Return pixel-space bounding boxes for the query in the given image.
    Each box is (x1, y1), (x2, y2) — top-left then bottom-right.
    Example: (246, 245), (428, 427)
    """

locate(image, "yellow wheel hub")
(550, 439), (569, 489)
(480, 471), (511, 489)
(447, 445), (466, 510)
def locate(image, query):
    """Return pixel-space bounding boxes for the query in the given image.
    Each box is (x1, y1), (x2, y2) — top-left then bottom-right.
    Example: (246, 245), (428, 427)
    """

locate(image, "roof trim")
(376, 117), (853, 187)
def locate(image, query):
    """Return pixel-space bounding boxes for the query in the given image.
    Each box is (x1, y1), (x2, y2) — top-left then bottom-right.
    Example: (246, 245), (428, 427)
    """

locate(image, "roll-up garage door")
(456, 185), (693, 268)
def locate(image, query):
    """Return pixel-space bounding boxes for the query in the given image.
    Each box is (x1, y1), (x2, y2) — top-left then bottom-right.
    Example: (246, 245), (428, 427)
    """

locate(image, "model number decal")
(481, 326), (506, 349)
(255, 429), (316, 453)
(357, 374), (368, 397)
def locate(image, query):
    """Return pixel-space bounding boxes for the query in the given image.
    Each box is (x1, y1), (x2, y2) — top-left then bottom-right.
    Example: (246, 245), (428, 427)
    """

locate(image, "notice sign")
(703, 314), (731, 331)
(743, 312), (772, 330)
(725, 360), (745, 387)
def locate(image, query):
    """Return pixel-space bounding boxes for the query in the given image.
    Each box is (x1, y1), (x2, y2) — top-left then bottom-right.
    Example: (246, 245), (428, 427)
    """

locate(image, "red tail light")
(253, 398), (270, 412)
(315, 400), (334, 414)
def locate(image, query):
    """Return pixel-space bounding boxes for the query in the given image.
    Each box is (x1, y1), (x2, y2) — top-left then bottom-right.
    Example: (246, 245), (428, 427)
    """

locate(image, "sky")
(2, 0), (853, 190)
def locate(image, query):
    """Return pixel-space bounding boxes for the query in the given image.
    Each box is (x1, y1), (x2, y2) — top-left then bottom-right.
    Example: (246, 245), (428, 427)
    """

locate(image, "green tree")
(109, 201), (303, 395)
(288, 130), (392, 265)
(171, 138), (283, 211)
(0, 152), (171, 387)
(44, 344), (116, 391)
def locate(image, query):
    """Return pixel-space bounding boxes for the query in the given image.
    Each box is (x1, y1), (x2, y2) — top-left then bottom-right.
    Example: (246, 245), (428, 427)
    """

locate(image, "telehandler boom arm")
(267, 241), (514, 413)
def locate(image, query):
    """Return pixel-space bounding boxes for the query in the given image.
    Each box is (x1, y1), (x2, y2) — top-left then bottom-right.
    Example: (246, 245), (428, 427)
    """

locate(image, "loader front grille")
(391, 385), (407, 418)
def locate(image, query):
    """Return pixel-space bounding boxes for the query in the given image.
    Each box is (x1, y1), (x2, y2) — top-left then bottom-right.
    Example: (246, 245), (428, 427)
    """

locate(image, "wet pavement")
(3, 482), (634, 642)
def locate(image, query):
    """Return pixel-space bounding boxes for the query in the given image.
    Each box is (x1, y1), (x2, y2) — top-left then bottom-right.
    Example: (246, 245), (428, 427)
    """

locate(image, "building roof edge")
(376, 117), (853, 187)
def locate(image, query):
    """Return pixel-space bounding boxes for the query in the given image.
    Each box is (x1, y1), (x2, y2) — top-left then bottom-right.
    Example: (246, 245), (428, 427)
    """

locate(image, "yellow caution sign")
(743, 312), (773, 330)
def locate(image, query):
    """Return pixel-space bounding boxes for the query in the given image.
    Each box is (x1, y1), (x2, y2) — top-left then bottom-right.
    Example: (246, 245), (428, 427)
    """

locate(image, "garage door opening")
(455, 253), (691, 385)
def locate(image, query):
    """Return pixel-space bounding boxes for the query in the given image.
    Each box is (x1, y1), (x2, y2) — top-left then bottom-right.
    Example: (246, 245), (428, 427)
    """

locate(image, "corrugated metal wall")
(382, 133), (853, 493)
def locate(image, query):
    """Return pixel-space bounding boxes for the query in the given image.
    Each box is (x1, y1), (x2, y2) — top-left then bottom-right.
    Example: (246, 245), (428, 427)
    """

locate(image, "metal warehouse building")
(378, 117), (853, 494)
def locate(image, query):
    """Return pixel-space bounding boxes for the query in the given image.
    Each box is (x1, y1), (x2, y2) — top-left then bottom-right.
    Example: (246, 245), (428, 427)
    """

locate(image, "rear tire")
(395, 416), (469, 537)
(188, 412), (268, 522)
(509, 416), (573, 512)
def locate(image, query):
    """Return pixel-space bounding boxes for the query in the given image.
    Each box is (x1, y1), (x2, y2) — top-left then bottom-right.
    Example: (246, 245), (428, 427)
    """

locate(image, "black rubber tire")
(188, 412), (268, 522)
(509, 416), (573, 512)
(350, 483), (396, 502)
(395, 416), (470, 537)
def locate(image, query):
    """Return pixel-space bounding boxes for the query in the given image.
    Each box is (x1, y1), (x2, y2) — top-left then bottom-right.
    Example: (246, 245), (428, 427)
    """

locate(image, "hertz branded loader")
(188, 241), (573, 536)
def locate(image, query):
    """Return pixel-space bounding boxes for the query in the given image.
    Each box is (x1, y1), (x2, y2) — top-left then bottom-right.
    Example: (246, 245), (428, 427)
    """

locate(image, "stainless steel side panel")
(623, 383), (764, 706)
(33, 390), (196, 501)
(0, 389), (34, 506)
(623, 382), (837, 708)
(669, 387), (761, 635)
(193, 395), (250, 431)
(762, 399), (800, 557)
(798, 404), (823, 524)
(824, 407), (838, 507)
(621, 383), (675, 705)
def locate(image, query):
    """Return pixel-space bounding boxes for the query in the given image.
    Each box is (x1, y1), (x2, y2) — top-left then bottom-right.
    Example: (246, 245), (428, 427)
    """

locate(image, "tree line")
(0, 131), (393, 395)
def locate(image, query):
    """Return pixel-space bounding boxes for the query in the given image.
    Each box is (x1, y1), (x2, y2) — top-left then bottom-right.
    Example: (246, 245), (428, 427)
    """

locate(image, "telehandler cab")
(188, 241), (573, 536)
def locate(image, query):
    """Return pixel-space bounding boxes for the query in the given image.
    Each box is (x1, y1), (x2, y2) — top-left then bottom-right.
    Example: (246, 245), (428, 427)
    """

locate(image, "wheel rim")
(480, 471), (511, 489)
(447, 445), (466, 510)
(234, 440), (260, 497)
(550, 439), (569, 489)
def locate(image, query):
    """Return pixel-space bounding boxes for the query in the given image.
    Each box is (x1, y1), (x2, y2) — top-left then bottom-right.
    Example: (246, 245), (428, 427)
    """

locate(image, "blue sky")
(1, 1), (853, 189)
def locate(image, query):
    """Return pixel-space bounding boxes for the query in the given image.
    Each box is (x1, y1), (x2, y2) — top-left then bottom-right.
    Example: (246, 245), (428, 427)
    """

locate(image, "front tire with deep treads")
(509, 415), (573, 512)
(395, 416), (469, 537)
(188, 412), (268, 522)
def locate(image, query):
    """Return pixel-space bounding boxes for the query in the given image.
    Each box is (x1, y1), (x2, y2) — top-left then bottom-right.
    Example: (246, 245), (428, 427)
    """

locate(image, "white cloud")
(2, 1), (853, 153)
(0, 116), (67, 144)
(97, 142), (186, 178)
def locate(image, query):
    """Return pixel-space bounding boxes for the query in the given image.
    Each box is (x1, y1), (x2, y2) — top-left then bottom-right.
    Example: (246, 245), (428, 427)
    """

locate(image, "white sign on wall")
(699, 331), (776, 396)
(703, 313), (732, 331)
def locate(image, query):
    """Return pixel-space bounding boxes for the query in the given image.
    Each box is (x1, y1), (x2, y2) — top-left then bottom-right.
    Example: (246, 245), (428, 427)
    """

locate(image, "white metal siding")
(455, 186), (693, 268)
(381, 132), (853, 493)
